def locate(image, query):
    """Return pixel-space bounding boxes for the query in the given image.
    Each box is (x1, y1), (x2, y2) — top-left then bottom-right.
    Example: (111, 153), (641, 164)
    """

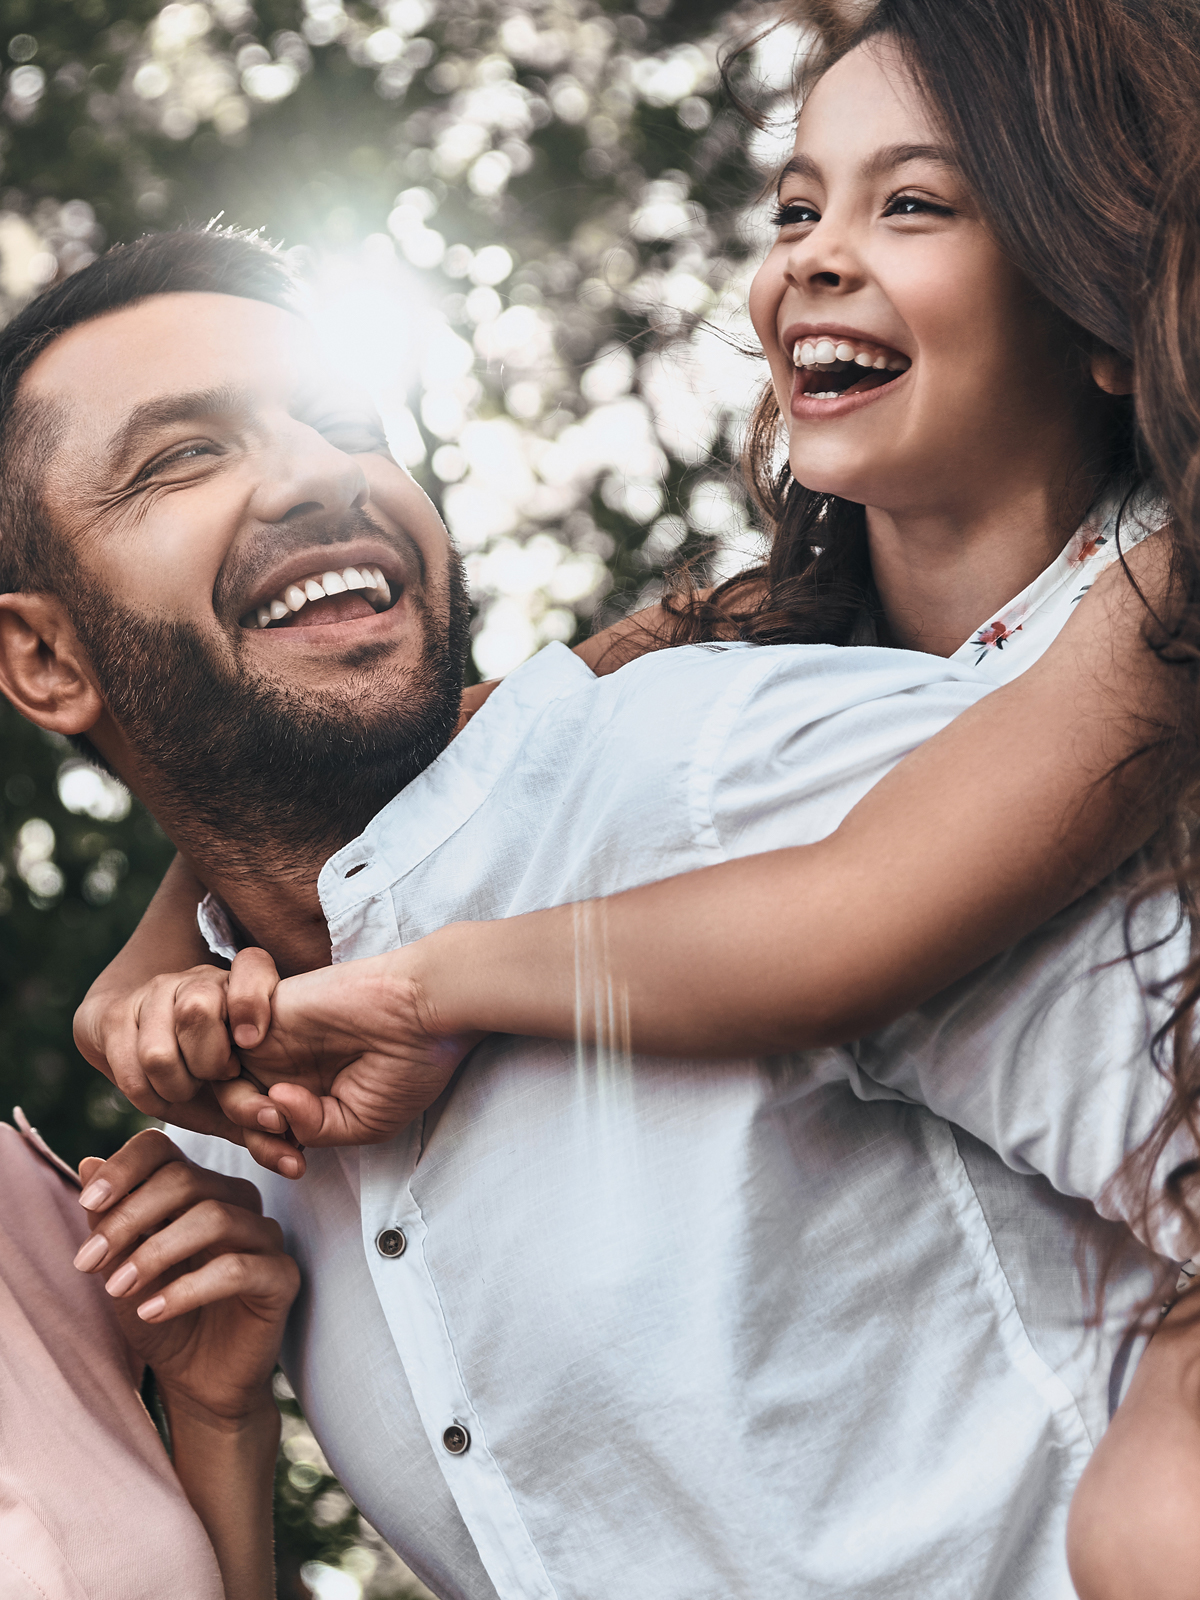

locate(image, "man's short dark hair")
(0, 225), (298, 596)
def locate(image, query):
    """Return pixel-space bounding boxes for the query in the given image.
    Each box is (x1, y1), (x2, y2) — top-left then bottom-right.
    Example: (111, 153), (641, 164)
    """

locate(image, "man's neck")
(210, 857), (335, 975)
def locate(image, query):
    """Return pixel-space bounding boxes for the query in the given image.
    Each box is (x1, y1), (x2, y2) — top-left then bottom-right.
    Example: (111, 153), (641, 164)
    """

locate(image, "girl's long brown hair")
(664, 0), (1200, 1255)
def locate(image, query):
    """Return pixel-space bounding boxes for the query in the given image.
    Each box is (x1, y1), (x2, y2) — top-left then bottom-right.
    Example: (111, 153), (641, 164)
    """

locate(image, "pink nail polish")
(73, 1234), (108, 1272)
(79, 1178), (113, 1211)
(105, 1261), (137, 1297)
(137, 1295), (166, 1321)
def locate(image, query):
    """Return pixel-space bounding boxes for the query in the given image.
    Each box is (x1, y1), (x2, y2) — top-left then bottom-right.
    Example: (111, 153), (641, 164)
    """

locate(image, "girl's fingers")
(214, 1080), (307, 1179)
(101, 1198), (284, 1300)
(136, 1249), (299, 1324)
(264, 1082), (331, 1144)
(228, 948), (281, 1051)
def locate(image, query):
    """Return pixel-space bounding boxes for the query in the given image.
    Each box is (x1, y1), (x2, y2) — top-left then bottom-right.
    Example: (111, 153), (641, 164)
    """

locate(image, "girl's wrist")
(402, 912), (577, 1040)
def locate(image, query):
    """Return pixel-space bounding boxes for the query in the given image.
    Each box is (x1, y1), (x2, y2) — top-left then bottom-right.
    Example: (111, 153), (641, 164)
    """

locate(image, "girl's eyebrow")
(777, 142), (958, 193)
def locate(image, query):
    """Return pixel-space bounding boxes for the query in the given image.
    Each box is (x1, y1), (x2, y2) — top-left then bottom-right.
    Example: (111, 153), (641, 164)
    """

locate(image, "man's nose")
(247, 421), (370, 526)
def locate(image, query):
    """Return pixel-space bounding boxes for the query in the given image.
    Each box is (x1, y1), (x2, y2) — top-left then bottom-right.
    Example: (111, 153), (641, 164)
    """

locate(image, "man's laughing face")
(22, 290), (471, 861)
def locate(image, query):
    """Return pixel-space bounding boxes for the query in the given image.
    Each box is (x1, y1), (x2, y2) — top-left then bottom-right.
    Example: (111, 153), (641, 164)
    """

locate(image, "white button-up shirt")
(183, 510), (1185, 1600)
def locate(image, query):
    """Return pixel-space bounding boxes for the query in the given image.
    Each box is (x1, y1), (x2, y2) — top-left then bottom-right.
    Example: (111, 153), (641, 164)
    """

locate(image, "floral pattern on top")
(954, 491), (1165, 683)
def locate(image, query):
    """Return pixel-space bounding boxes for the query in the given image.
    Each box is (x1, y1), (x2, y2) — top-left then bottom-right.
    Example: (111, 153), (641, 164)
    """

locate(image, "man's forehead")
(24, 291), (318, 429)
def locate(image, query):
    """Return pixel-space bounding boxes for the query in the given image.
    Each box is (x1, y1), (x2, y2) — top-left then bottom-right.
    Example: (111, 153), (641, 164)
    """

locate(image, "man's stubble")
(67, 545), (472, 880)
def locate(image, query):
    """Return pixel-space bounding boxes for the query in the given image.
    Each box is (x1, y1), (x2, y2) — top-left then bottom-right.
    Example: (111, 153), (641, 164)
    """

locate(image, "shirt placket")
(358, 1137), (558, 1600)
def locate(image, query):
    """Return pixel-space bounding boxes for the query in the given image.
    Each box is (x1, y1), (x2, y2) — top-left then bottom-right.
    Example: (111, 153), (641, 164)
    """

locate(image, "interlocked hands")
(75, 947), (482, 1176)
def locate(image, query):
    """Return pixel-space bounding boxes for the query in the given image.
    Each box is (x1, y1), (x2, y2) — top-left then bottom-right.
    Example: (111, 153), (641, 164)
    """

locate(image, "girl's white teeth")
(255, 565), (390, 627)
(791, 336), (909, 373)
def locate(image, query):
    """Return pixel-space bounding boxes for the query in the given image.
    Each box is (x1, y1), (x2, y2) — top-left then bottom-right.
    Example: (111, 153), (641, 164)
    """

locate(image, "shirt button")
(442, 1424), (471, 1455)
(375, 1228), (406, 1258)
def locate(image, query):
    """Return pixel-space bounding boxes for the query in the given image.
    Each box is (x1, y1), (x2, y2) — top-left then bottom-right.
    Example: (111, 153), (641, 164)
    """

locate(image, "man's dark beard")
(68, 554), (471, 874)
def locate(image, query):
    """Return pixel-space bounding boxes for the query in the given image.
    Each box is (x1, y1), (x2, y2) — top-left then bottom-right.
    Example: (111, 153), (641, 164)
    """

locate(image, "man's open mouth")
(239, 564), (396, 630)
(791, 336), (910, 399)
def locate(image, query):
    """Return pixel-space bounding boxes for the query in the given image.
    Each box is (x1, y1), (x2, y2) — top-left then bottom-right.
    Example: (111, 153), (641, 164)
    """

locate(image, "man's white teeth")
(253, 564), (390, 627)
(791, 335), (909, 372)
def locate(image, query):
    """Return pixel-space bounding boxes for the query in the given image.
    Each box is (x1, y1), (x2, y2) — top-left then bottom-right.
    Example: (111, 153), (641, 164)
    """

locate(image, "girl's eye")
(883, 193), (953, 219)
(771, 201), (820, 228)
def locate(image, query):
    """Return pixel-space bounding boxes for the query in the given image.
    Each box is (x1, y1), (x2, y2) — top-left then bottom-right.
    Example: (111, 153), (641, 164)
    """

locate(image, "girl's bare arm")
(401, 539), (1185, 1055)
(1068, 1290), (1200, 1600)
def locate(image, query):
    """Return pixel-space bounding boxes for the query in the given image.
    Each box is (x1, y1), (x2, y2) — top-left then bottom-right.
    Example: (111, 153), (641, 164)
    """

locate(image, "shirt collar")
(318, 642), (595, 929)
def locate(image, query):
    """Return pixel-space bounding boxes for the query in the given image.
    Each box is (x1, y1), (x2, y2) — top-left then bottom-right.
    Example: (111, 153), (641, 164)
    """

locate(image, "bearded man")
(0, 228), (1183, 1600)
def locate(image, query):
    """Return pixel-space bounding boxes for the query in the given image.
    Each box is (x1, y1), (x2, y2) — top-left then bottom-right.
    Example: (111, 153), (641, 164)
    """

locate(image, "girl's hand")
(73, 954), (304, 1180)
(73, 1128), (299, 1423)
(217, 949), (481, 1148)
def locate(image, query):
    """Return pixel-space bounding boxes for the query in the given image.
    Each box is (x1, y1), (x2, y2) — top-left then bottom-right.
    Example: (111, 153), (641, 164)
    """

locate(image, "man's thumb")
(228, 947), (281, 1049)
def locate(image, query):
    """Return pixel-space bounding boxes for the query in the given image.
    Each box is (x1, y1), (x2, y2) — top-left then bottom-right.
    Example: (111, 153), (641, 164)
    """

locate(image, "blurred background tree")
(0, 0), (802, 1592)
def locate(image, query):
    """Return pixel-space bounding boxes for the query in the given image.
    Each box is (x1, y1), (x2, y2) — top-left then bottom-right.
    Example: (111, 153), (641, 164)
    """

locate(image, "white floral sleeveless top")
(950, 491), (1165, 683)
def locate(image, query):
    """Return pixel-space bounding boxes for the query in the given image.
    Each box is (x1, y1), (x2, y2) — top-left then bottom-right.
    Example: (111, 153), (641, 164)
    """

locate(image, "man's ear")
(0, 592), (104, 735)
(1091, 346), (1135, 395)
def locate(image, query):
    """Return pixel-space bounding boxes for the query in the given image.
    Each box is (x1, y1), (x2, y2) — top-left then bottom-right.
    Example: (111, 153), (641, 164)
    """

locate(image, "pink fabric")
(0, 1121), (223, 1599)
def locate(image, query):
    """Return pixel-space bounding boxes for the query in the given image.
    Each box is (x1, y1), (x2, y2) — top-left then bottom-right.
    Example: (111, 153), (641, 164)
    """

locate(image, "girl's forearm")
(410, 547), (1179, 1058)
(160, 1386), (280, 1600)
(1068, 1293), (1200, 1600)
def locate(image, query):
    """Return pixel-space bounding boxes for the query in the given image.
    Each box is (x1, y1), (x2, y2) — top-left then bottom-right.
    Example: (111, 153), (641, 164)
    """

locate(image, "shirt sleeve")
(849, 876), (1197, 1260)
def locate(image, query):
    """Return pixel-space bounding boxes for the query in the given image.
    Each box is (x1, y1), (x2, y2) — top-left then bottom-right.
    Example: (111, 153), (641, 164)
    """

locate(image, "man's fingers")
(228, 947), (281, 1050)
(100, 1013), (173, 1117)
(134, 978), (210, 1103)
(174, 973), (241, 1083)
(212, 1079), (306, 1179)
(135, 1250), (300, 1325)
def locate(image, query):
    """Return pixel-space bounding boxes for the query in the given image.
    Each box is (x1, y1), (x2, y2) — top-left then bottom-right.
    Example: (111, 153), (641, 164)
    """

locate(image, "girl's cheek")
(747, 257), (782, 350)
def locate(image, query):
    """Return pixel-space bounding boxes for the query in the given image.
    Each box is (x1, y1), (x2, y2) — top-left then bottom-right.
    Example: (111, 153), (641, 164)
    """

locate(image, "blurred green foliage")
(0, 0), (787, 1592)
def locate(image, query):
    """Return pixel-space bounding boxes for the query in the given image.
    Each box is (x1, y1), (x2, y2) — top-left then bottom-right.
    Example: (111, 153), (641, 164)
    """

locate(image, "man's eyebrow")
(105, 384), (248, 475)
(777, 142), (958, 192)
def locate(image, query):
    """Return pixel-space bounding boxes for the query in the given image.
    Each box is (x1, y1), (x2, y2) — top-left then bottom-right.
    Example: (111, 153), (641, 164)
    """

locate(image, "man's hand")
(73, 1128), (299, 1422)
(73, 951), (305, 1179)
(220, 951), (482, 1147)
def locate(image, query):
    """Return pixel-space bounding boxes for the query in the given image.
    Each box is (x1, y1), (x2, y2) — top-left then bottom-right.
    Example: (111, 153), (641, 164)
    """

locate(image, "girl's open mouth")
(787, 335), (910, 416)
